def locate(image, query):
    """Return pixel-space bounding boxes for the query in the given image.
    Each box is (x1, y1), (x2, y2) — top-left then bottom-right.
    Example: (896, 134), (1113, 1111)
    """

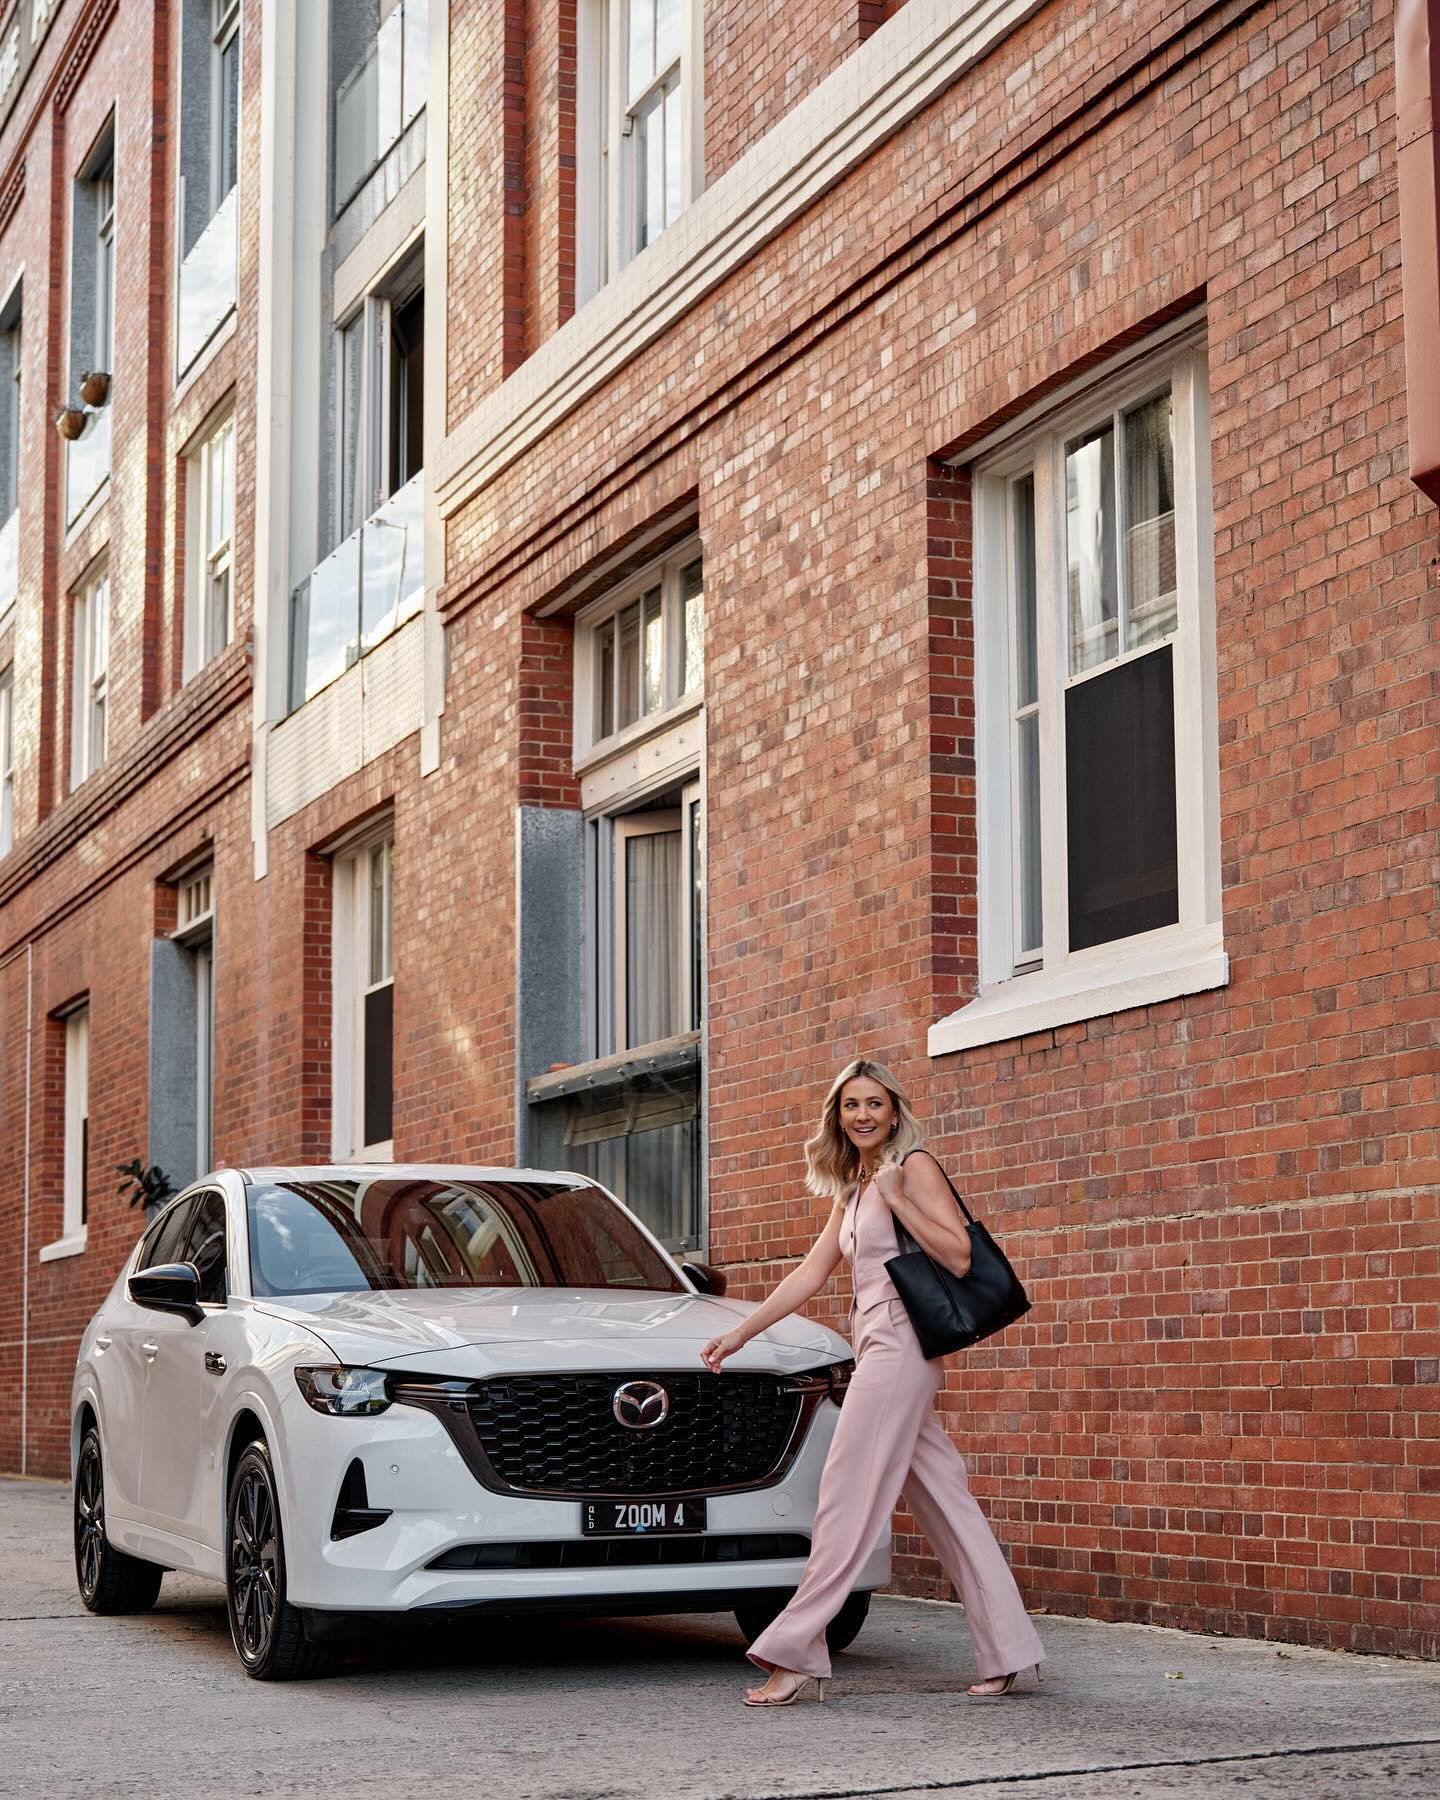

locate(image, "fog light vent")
(330, 1458), (392, 1541)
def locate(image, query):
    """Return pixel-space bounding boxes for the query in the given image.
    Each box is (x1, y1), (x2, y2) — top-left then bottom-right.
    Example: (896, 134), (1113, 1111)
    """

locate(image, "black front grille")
(465, 1372), (804, 1496)
(428, 1532), (810, 1571)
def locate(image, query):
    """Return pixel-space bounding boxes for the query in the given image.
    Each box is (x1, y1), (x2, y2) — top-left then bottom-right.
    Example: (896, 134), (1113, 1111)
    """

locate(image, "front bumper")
(277, 1388), (889, 1614)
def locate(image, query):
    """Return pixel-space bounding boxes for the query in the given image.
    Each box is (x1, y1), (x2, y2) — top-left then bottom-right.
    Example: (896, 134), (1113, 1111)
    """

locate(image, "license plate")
(581, 1497), (707, 1536)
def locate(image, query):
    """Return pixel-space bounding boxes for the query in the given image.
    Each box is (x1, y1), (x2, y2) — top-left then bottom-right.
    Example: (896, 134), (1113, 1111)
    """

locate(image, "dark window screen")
(363, 982), (393, 1146)
(1065, 644), (1178, 951)
(181, 1190), (228, 1305)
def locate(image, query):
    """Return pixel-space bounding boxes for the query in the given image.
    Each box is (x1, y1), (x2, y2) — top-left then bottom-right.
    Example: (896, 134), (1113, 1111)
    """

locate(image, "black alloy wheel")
(73, 1427), (163, 1614)
(734, 1587), (871, 1653)
(225, 1440), (331, 1680)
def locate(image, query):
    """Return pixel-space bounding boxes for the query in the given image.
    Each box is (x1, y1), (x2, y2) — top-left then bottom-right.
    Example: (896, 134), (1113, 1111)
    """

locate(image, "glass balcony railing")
(178, 186), (238, 375)
(0, 509), (16, 615)
(66, 403), (111, 527)
(334, 0), (428, 215)
(289, 470), (424, 711)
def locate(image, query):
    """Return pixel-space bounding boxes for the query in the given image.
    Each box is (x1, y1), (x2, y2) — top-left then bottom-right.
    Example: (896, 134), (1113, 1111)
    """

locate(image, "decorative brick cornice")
(52, 0), (120, 115)
(0, 157), (24, 237)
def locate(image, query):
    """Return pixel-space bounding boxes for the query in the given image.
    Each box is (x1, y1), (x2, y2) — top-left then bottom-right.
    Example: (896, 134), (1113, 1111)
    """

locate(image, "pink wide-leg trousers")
(748, 1297), (1044, 1682)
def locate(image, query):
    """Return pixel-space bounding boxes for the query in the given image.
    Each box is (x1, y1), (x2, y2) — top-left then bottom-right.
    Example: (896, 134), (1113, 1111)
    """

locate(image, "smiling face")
(838, 1075), (898, 1163)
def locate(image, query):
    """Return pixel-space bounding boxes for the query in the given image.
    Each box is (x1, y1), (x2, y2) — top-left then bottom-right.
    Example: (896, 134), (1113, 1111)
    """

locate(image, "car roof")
(236, 1163), (591, 1186)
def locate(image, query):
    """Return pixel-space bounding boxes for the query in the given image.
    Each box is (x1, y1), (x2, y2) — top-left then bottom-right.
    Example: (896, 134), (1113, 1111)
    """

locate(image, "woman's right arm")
(700, 1201), (846, 1372)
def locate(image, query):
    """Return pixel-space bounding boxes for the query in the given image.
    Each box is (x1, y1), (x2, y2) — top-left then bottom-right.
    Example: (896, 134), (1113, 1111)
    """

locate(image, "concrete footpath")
(2, 1475), (1437, 1800)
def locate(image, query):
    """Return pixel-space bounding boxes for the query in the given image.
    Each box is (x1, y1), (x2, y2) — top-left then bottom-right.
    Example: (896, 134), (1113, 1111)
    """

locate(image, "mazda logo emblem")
(613, 1379), (669, 1430)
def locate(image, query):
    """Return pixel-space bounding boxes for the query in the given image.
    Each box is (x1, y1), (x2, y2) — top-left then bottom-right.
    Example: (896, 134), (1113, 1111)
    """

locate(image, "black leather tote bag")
(883, 1155), (1030, 1358)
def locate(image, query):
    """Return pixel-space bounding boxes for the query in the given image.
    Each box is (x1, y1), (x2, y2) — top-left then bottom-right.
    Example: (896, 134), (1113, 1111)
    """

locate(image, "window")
(70, 566), (109, 786)
(184, 412), (235, 676)
(288, 272), (424, 709)
(0, 667), (12, 855)
(179, 1189), (228, 1305)
(175, 864), (216, 1177)
(333, 831), (394, 1159)
(579, 546), (702, 755)
(63, 1006), (90, 1241)
(139, 1195), (196, 1272)
(331, 0), (428, 217)
(933, 331), (1223, 1055)
(66, 123), (116, 524)
(0, 280), (20, 614)
(611, 783), (703, 1051)
(177, 0), (240, 372)
(578, 0), (703, 300)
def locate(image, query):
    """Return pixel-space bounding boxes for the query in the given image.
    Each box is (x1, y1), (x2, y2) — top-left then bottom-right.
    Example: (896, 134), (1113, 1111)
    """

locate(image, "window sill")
(928, 924), (1229, 1057)
(39, 1228), (88, 1263)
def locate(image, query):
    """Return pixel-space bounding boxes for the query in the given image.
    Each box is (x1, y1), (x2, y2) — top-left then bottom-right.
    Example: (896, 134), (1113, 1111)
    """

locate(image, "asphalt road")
(3, 1476), (1438, 1800)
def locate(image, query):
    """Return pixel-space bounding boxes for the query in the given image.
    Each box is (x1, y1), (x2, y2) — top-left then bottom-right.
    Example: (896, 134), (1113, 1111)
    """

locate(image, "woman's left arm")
(874, 1153), (972, 1279)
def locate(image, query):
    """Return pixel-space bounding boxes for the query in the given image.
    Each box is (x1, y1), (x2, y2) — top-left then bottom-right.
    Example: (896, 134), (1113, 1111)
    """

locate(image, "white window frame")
(94, 160), (114, 375)
(336, 268), (423, 544)
(577, 0), (704, 303)
(184, 410), (235, 678)
(609, 779), (702, 1054)
(931, 327), (1226, 1057)
(332, 828), (395, 1162)
(41, 1004), (91, 1262)
(69, 564), (109, 787)
(0, 667), (12, 855)
(574, 536), (703, 764)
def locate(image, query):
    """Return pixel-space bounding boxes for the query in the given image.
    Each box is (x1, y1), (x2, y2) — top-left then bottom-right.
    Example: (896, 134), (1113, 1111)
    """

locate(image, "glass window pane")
(629, 0), (654, 98)
(207, 434), (225, 557)
(363, 982), (394, 1146)
(635, 87), (663, 251)
(219, 33), (239, 198)
(339, 315), (364, 540)
(617, 602), (641, 729)
(641, 586), (663, 714)
(1016, 711), (1042, 958)
(1065, 645), (1178, 951)
(1066, 422), (1118, 673)
(680, 559), (703, 694)
(1124, 391), (1177, 647)
(689, 799), (702, 1030)
(656, 0), (680, 68)
(376, 6), (403, 156)
(597, 618), (615, 739)
(625, 828), (681, 1046)
(664, 75), (682, 228)
(402, 0), (429, 127)
(369, 842), (393, 985)
(1012, 474), (1037, 709)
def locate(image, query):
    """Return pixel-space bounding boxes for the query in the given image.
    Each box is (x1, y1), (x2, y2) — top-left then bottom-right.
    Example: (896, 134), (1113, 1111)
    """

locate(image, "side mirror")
(128, 1262), (204, 1326)
(682, 1260), (727, 1297)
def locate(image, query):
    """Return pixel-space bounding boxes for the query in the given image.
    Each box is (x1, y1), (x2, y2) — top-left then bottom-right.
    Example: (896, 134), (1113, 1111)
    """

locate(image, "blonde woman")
(702, 1058), (1043, 1706)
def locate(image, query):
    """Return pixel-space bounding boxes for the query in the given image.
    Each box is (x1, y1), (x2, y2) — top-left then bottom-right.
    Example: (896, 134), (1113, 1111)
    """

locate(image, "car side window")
(139, 1199), (195, 1272)
(180, 1191), (228, 1306)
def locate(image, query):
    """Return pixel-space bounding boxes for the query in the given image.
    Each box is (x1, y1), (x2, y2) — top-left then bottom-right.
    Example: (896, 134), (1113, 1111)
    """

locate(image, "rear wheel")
(74, 1427), (164, 1615)
(225, 1440), (332, 1680)
(734, 1588), (872, 1654)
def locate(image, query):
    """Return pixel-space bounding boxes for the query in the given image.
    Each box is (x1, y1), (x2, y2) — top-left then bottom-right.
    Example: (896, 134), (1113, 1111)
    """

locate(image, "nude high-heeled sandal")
(966, 1663), (1043, 1697)
(743, 1672), (828, 1706)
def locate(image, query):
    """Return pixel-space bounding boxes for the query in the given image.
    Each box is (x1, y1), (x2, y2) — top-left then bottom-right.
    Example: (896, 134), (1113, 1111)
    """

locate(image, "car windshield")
(245, 1177), (685, 1297)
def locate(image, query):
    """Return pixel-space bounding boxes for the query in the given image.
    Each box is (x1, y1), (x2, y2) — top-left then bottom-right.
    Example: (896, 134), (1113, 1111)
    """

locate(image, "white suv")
(71, 1167), (884, 1677)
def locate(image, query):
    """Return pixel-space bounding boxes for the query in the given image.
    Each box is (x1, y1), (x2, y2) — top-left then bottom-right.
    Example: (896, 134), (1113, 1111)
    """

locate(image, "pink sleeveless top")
(842, 1178), (902, 1313)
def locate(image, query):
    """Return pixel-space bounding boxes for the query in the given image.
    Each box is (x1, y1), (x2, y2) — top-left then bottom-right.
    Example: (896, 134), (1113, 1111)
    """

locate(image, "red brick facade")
(0, 0), (1435, 1662)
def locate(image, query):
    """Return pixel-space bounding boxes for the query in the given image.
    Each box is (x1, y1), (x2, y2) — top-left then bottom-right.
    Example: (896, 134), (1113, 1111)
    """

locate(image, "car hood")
(252, 1286), (849, 1377)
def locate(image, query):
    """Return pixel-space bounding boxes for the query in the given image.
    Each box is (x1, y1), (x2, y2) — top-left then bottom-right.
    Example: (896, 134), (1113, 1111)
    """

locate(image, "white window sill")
(928, 924), (1229, 1057)
(39, 1228), (88, 1263)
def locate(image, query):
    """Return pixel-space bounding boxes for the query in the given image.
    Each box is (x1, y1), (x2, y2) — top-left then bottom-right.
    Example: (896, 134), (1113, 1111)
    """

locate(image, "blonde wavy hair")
(804, 1058), (926, 1202)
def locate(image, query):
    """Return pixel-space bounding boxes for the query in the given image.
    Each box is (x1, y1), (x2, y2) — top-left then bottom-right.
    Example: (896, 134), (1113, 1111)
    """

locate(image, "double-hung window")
(70, 566), (109, 787)
(66, 126), (116, 525)
(175, 865), (216, 1177)
(184, 411), (235, 676)
(63, 1006), (89, 1243)
(578, 0), (703, 300)
(333, 830), (395, 1160)
(176, 0), (240, 373)
(932, 329), (1225, 1055)
(0, 666), (13, 854)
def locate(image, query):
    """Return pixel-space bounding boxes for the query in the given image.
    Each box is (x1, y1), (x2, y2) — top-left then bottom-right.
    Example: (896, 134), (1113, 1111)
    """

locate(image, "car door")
(101, 1198), (195, 1519)
(138, 1190), (225, 1543)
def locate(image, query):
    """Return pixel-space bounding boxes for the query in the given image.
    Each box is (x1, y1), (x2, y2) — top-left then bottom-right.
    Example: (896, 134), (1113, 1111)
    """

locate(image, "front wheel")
(74, 1427), (163, 1615)
(225, 1440), (331, 1680)
(734, 1588), (872, 1654)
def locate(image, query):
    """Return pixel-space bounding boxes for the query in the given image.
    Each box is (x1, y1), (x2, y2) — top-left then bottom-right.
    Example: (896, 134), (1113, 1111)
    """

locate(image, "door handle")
(95, 1336), (112, 1352)
(204, 1351), (227, 1375)
(141, 1341), (159, 1361)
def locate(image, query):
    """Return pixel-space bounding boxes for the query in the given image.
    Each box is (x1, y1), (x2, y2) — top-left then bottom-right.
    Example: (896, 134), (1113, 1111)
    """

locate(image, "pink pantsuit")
(748, 1178), (1044, 1683)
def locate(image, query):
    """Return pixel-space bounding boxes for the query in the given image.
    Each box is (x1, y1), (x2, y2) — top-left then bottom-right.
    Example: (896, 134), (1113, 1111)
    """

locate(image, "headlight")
(784, 1360), (855, 1406)
(825, 1360), (854, 1405)
(294, 1366), (391, 1416)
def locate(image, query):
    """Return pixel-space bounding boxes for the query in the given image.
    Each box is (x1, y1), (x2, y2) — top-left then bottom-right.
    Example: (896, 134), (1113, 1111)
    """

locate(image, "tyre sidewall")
(226, 1440), (286, 1677)
(74, 1427), (106, 1610)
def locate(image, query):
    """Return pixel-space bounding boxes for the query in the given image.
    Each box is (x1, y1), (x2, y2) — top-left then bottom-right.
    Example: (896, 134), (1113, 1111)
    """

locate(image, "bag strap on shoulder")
(899, 1147), (976, 1224)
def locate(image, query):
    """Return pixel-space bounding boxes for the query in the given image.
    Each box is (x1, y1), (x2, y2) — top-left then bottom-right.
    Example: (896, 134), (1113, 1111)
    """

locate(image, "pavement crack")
(714, 1735), (1440, 1800)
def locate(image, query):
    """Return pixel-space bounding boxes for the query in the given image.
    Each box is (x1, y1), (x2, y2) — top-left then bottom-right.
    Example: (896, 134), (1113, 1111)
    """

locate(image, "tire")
(74, 1427), (164, 1615)
(734, 1587), (873, 1655)
(225, 1439), (332, 1680)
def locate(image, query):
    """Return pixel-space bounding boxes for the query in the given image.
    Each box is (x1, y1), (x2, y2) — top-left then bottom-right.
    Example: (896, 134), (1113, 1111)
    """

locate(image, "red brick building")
(0, 0), (1435, 1659)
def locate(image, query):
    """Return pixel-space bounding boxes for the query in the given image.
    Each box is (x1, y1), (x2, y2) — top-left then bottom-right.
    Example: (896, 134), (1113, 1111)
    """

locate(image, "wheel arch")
(71, 1395), (100, 1478)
